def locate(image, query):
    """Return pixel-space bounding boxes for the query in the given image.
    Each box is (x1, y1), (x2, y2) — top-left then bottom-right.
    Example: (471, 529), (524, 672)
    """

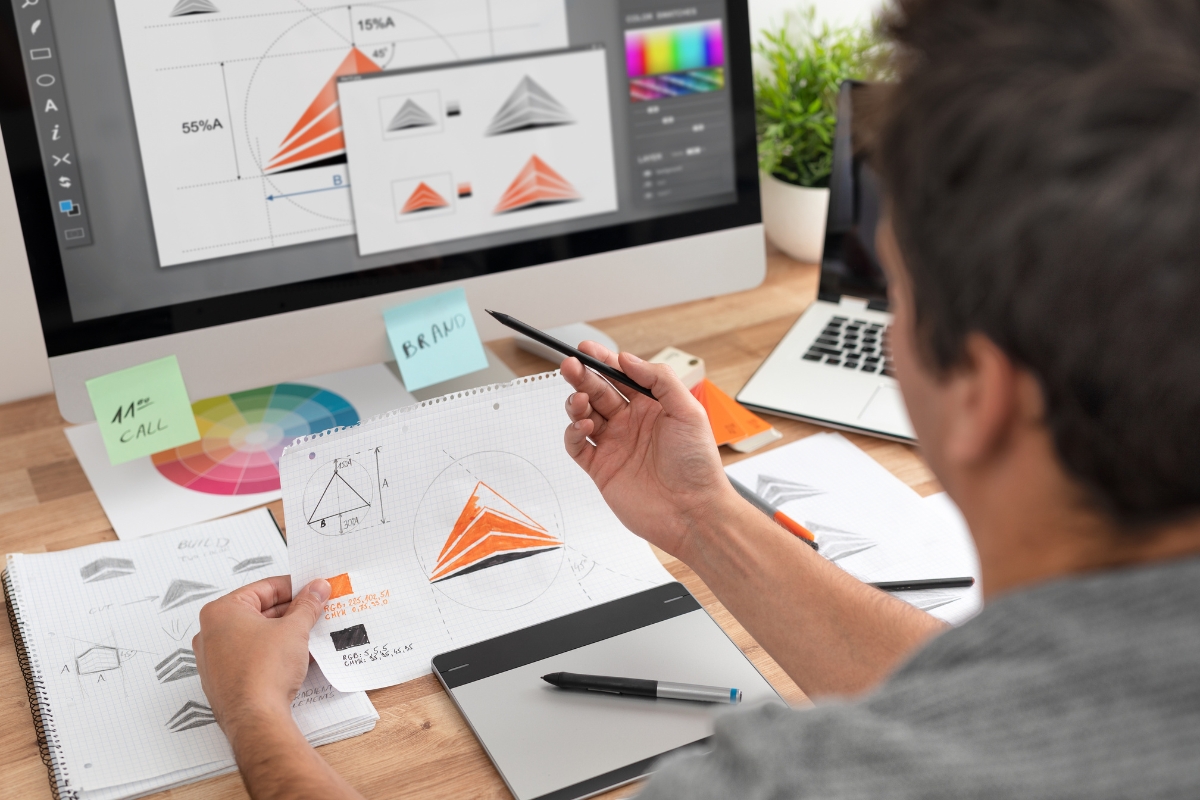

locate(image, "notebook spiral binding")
(4, 564), (75, 800)
(283, 370), (564, 452)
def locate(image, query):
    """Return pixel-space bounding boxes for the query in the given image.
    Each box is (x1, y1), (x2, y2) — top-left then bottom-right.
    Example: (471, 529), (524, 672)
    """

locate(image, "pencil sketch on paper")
(755, 475), (823, 506)
(167, 700), (216, 732)
(160, 579), (221, 611)
(76, 644), (121, 675)
(903, 589), (963, 613)
(155, 648), (198, 683)
(162, 618), (194, 642)
(80, 557), (136, 582)
(805, 521), (878, 562)
(232, 555), (274, 574)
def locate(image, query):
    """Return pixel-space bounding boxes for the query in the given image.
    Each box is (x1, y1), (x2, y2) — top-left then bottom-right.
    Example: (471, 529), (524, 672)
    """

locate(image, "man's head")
(877, 0), (1200, 532)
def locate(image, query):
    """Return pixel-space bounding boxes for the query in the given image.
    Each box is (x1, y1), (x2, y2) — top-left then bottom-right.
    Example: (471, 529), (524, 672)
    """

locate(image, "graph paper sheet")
(281, 372), (675, 692)
(5, 508), (377, 799)
(725, 433), (982, 625)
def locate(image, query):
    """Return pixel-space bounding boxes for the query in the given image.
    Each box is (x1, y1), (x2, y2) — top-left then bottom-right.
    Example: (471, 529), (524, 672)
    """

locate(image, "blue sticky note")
(383, 288), (489, 391)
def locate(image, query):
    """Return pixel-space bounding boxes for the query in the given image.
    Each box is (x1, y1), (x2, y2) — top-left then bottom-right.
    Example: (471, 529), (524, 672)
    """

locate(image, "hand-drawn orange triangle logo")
(430, 481), (562, 582)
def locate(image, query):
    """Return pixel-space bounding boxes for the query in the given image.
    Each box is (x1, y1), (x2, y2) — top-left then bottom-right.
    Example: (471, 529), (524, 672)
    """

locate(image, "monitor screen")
(1, 0), (758, 357)
(820, 81), (888, 307)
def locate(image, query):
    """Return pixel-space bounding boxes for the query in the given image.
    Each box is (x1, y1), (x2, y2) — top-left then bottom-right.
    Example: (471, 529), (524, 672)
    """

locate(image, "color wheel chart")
(152, 384), (359, 495)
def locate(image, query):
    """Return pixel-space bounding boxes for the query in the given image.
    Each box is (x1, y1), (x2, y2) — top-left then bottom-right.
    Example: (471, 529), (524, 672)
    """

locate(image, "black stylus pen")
(486, 310), (656, 399)
(542, 672), (742, 704)
(871, 577), (975, 592)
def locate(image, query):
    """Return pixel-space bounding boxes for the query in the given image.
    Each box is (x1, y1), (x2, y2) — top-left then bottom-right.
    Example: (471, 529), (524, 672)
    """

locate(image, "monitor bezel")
(0, 0), (761, 360)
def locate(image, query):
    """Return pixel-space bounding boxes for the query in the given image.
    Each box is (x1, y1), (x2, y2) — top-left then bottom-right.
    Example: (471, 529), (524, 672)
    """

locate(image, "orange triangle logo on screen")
(401, 182), (450, 214)
(266, 48), (380, 173)
(430, 482), (562, 582)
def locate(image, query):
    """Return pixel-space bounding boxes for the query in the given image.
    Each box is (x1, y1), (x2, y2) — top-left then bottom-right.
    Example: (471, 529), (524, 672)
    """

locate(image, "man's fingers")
(229, 575), (295, 613)
(563, 356), (629, 420)
(566, 391), (608, 438)
(564, 419), (596, 471)
(577, 340), (621, 369)
(620, 353), (703, 418)
(282, 578), (331, 633)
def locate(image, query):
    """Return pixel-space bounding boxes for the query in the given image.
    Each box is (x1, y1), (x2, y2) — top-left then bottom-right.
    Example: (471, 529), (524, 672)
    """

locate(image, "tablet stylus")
(542, 672), (742, 704)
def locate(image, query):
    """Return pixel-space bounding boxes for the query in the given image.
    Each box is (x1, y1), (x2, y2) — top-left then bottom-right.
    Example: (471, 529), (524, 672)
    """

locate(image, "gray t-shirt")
(640, 556), (1200, 799)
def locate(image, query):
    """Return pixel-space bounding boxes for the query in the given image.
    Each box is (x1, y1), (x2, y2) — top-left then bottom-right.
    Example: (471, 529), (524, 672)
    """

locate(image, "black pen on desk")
(872, 577), (976, 592)
(486, 310), (656, 399)
(542, 672), (742, 704)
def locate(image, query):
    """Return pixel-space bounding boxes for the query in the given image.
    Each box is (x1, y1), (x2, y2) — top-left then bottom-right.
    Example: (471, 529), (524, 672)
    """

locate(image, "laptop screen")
(820, 82), (889, 307)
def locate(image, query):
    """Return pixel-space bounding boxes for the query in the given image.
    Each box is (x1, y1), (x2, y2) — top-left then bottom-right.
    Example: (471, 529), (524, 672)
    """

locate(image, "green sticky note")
(383, 288), (489, 391)
(85, 355), (201, 465)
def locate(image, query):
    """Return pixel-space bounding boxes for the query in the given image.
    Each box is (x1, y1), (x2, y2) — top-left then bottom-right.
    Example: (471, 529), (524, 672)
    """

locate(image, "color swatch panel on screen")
(625, 20), (725, 78)
(152, 383), (359, 496)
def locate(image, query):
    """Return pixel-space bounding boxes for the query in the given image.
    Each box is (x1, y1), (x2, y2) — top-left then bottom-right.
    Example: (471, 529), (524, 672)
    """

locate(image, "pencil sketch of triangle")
(756, 474), (822, 506)
(806, 521), (877, 562)
(308, 466), (371, 525)
(487, 76), (574, 135)
(170, 0), (218, 16)
(430, 481), (562, 582)
(387, 99), (436, 131)
(167, 700), (216, 732)
(160, 579), (220, 611)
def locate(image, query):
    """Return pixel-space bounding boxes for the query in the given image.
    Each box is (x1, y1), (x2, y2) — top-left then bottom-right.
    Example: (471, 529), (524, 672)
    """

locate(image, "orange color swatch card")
(693, 379), (775, 447)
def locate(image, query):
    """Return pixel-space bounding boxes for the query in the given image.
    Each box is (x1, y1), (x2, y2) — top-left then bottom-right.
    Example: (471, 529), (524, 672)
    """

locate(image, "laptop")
(737, 82), (915, 442)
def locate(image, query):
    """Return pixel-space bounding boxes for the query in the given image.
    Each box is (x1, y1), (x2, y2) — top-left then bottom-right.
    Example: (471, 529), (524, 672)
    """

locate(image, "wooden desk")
(0, 251), (938, 800)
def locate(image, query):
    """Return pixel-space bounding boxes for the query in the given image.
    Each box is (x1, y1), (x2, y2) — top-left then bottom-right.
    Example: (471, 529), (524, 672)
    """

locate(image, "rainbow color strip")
(625, 20), (725, 78)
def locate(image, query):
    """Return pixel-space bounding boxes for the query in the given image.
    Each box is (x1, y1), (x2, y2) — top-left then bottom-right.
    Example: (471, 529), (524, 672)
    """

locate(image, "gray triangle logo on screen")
(486, 76), (574, 136)
(386, 99), (437, 132)
(170, 0), (219, 16)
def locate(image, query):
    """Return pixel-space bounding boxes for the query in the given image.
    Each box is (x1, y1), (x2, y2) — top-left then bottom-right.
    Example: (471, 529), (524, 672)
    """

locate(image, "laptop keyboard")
(802, 316), (895, 377)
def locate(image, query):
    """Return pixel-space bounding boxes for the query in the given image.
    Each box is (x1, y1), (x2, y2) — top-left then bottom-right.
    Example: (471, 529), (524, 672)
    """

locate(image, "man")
(193, 0), (1200, 796)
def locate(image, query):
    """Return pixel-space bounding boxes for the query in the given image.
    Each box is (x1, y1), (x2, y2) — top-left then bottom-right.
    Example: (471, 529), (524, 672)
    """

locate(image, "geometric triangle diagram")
(155, 648), (199, 683)
(170, 0), (218, 16)
(493, 155), (580, 214)
(904, 590), (963, 613)
(267, 48), (381, 172)
(160, 579), (221, 611)
(806, 521), (877, 562)
(755, 474), (822, 507)
(386, 99), (436, 132)
(401, 181), (450, 214)
(76, 645), (121, 675)
(307, 463), (371, 525)
(430, 481), (562, 582)
(167, 700), (217, 732)
(80, 557), (135, 582)
(232, 555), (274, 574)
(485, 76), (574, 136)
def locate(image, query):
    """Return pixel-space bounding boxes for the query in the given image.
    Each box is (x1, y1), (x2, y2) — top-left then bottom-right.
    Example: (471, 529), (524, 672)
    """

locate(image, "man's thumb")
(284, 578), (331, 631)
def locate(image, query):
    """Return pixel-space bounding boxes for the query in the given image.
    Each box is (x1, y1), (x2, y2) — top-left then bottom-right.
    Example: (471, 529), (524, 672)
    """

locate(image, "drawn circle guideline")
(302, 457), (376, 535)
(412, 450), (565, 611)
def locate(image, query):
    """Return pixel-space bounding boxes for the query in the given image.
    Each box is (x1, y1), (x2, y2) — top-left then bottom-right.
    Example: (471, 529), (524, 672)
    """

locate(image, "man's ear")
(942, 333), (1029, 467)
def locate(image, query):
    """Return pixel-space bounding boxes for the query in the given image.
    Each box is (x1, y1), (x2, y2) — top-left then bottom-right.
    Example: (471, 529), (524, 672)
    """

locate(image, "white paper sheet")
(6, 509), (377, 800)
(725, 433), (982, 624)
(68, 364), (415, 539)
(281, 372), (675, 692)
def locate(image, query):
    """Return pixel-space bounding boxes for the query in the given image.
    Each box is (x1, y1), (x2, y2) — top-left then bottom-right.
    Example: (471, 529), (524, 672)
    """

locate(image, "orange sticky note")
(694, 379), (774, 447)
(326, 573), (354, 599)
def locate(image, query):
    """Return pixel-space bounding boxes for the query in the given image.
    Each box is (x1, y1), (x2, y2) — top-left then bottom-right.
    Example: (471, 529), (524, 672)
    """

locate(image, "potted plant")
(755, 8), (889, 262)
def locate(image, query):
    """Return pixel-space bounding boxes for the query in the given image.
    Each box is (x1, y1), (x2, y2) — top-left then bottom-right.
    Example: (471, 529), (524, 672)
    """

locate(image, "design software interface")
(10, 0), (738, 322)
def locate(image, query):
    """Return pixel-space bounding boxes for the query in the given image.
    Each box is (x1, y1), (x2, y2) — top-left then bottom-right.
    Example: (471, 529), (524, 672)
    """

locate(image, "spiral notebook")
(3, 508), (378, 800)
(280, 371), (675, 693)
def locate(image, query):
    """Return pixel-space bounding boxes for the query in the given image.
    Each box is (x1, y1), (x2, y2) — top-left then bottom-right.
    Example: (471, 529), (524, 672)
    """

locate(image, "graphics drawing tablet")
(432, 582), (786, 800)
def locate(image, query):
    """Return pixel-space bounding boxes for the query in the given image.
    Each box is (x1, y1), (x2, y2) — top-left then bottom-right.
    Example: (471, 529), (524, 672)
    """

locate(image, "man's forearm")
(227, 708), (365, 800)
(681, 495), (945, 698)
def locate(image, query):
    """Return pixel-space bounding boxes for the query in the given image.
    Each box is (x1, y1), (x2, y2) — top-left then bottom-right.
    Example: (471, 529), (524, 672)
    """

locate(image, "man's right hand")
(560, 342), (740, 558)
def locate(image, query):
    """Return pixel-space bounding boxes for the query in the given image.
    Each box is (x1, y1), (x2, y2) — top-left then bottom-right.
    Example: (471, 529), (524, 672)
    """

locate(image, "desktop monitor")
(1, 0), (764, 423)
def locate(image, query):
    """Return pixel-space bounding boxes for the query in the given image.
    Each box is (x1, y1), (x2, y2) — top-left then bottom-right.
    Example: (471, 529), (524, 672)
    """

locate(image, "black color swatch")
(330, 624), (369, 651)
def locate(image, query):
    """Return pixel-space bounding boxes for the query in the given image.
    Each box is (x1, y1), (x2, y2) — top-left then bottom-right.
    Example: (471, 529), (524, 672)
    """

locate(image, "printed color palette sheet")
(281, 372), (674, 692)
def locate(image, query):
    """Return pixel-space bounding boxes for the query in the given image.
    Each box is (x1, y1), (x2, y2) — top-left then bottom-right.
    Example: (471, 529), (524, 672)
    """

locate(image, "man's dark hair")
(879, 0), (1200, 528)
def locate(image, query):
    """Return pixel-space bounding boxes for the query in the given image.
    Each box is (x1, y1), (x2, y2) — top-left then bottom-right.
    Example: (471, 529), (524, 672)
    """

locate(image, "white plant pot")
(759, 171), (830, 264)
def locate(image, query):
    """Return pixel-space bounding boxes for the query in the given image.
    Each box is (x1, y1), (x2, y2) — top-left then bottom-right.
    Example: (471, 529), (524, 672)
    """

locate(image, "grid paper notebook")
(4, 508), (378, 800)
(281, 371), (675, 692)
